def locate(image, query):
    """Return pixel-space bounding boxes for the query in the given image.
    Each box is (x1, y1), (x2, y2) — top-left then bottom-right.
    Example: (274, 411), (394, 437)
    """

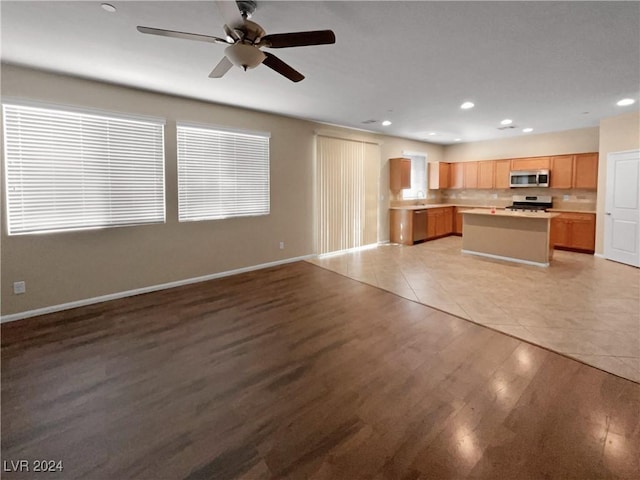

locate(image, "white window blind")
(3, 102), (165, 235)
(177, 123), (270, 222)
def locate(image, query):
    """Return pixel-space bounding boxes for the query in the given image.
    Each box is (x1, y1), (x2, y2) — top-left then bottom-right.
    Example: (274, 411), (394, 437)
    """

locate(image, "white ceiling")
(1, 1), (639, 144)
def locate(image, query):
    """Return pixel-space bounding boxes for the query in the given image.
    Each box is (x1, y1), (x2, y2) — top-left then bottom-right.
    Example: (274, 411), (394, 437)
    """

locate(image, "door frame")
(604, 148), (640, 267)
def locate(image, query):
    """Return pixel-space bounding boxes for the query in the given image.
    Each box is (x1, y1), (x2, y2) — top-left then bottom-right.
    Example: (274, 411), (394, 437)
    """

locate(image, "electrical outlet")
(563, 195), (570, 201)
(13, 281), (26, 295)
(279, 241), (285, 250)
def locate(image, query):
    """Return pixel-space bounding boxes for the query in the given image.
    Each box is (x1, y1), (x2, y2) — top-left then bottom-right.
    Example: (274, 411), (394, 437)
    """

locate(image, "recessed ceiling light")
(617, 98), (636, 106)
(522, 128), (533, 133)
(101, 3), (117, 12)
(428, 132), (437, 136)
(381, 120), (392, 126)
(454, 138), (462, 142)
(500, 119), (513, 125)
(460, 101), (475, 110)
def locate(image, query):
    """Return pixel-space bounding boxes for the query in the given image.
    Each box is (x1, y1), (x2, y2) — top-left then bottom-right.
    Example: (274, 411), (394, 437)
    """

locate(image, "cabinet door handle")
(605, 212), (612, 216)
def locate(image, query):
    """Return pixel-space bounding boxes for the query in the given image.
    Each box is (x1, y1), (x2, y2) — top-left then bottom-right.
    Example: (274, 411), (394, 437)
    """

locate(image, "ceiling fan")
(137, 0), (335, 82)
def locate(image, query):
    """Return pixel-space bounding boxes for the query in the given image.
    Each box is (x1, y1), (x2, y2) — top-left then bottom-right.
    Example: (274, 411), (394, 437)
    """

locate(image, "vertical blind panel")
(177, 124), (270, 221)
(317, 136), (373, 255)
(3, 103), (165, 235)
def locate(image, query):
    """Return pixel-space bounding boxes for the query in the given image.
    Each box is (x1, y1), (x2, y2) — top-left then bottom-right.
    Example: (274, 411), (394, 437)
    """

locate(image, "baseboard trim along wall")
(1, 255), (315, 324)
(461, 249), (550, 268)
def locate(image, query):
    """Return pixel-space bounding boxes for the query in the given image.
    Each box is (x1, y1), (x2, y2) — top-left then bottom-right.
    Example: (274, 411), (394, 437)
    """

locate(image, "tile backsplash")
(390, 188), (597, 211)
(441, 188), (597, 210)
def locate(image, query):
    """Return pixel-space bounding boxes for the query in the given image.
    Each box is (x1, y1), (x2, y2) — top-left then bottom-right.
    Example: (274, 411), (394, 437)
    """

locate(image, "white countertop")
(547, 208), (596, 214)
(390, 205), (595, 214)
(389, 204), (493, 211)
(462, 208), (560, 219)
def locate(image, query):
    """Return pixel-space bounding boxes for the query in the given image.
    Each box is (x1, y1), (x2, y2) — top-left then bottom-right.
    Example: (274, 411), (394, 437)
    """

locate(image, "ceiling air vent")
(497, 125), (518, 130)
(361, 119), (378, 124)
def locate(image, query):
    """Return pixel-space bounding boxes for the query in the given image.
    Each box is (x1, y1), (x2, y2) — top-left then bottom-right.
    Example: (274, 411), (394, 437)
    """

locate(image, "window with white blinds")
(177, 123), (270, 222)
(3, 102), (165, 235)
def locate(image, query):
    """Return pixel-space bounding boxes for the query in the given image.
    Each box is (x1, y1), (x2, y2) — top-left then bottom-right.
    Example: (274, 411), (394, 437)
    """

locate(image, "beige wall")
(0, 65), (439, 316)
(444, 127), (599, 162)
(596, 111), (640, 253)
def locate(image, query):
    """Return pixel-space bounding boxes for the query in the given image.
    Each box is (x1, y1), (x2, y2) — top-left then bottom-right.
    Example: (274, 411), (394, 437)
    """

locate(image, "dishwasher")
(412, 210), (428, 243)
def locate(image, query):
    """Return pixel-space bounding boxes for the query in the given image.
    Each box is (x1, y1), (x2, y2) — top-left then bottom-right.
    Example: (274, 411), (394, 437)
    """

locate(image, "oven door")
(510, 171), (538, 187)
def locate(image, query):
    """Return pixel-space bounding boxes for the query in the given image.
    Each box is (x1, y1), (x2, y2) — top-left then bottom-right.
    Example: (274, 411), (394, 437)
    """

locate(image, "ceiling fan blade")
(215, 0), (244, 30)
(262, 52), (304, 82)
(260, 30), (336, 48)
(137, 26), (228, 45)
(209, 56), (234, 78)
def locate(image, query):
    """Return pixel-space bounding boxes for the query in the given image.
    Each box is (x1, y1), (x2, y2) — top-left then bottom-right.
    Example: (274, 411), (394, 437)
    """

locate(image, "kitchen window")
(401, 154), (427, 200)
(2, 101), (166, 235)
(176, 123), (270, 222)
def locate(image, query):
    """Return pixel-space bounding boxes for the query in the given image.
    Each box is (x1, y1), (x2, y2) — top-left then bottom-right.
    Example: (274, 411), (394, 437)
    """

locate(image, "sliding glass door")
(316, 136), (380, 255)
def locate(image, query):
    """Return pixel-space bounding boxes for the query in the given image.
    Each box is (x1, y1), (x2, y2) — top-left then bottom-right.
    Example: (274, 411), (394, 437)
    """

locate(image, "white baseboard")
(1, 254), (315, 324)
(316, 242), (379, 259)
(594, 253), (605, 259)
(461, 249), (549, 268)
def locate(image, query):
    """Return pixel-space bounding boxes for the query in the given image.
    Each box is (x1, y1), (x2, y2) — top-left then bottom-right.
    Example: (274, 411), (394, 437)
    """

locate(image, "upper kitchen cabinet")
(573, 153), (599, 189)
(389, 157), (411, 190)
(511, 156), (550, 171)
(549, 153), (598, 189)
(550, 155), (574, 189)
(463, 162), (479, 189)
(477, 161), (495, 189)
(428, 162), (450, 189)
(450, 162), (464, 189)
(494, 160), (511, 189)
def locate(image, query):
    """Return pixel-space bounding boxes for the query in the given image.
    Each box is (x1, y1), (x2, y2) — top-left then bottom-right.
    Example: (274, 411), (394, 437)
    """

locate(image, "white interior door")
(604, 149), (640, 267)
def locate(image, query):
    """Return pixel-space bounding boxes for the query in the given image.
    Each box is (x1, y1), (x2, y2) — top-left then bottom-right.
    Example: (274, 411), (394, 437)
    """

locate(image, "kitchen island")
(462, 209), (559, 267)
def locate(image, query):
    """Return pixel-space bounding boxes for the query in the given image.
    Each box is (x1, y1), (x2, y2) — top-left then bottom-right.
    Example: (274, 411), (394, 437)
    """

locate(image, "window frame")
(2, 99), (166, 235)
(176, 121), (271, 223)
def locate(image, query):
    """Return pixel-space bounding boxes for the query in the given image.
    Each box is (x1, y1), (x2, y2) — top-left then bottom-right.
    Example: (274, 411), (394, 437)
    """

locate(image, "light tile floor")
(307, 236), (640, 383)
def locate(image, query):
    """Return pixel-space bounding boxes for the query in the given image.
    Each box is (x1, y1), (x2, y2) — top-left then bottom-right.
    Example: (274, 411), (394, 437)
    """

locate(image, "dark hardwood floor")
(2, 261), (639, 479)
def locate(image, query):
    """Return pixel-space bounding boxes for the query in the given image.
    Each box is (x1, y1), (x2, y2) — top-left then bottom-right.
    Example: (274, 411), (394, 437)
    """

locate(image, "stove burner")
(506, 194), (553, 213)
(506, 205), (549, 212)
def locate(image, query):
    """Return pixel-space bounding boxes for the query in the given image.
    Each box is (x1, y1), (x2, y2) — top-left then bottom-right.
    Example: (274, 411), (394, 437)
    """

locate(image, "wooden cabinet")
(511, 156), (550, 171)
(426, 207), (454, 239)
(550, 212), (595, 253)
(550, 155), (574, 189)
(390, 209), (426, 245)
(477, 161), (495, 189)
(450, 163), (464, 189)
(428, 162), (450, 189)
(453, 207), (464, 235)
(573, 153), (598, 189)
(494, 160), (511, 189)
(391, 207), (453, 244)
(463, 162), (478, 189)
(549, 153), (598, 189)
(443, 207), (453, 235)
(390, 158), (411, 190)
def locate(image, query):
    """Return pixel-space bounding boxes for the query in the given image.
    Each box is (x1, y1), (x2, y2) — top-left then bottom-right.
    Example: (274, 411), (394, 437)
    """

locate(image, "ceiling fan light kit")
(137, 0), (336, 82)
(225, 43), (266, 70)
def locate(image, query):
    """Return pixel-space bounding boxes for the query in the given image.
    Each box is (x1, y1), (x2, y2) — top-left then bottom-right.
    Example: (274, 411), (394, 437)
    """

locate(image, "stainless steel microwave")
(510, 169), (550, 188)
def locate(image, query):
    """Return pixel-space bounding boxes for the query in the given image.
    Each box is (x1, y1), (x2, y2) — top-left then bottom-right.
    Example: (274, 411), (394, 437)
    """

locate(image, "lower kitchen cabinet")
(426, 207), (454, 239)
(390, 209), (427, 245)
(453, 207), (464, 235)
(390, 207), (454, 245)
(550, 212), (595, 253)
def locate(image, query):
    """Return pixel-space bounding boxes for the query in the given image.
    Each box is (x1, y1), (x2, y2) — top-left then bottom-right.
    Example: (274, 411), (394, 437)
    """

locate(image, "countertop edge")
(462, 208), (560, 219)
(390, 205), (596, 214)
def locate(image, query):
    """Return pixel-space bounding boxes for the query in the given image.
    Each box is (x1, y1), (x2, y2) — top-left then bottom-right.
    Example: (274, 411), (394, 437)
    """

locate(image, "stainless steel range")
(505, 195), (553, 212)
